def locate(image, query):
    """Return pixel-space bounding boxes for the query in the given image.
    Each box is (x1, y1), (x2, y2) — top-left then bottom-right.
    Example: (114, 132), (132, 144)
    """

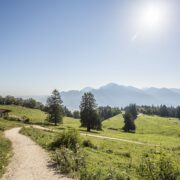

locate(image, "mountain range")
(27, 83), (180, 110)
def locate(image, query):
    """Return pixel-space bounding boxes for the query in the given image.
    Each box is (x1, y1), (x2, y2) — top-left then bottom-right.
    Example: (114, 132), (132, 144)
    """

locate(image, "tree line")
(3, 90), (179, 133)
(45, 89), (180, 132)
(98, 106), (121, 121)
(0, 95), (44, 110)
(63, 105), (121, 121)
(138, 105), (180, 118)
(45, 90), (121, 131)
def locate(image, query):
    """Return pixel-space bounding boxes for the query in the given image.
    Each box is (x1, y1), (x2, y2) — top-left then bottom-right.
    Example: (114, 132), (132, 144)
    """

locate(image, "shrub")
(105, 168), (130, 180)
(49, 129), (81, 152)
(4, 115), (30, 123)
(119, 152), (131, 158)
(20, 116), (30, 123)
(79, 167), (130, 180)
(4, 116), (19, 121)
(82, 139), (97, 149)
(137, 150), (179, 180)
(55, 147), (85, 175)
(106, 149), (113, 154)
(79, 168), (102, 180)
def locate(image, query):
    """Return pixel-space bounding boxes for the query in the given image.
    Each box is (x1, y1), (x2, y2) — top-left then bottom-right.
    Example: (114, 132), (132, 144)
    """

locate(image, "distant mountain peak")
(99, 82), (120, 89)
(25, 83), (180, 110)
(81, 87), (94, 92)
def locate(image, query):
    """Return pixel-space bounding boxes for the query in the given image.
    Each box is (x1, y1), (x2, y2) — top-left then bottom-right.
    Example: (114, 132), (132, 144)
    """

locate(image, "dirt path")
(2, 127), (71, 180)
(80, 133), (157, 146)
(32, 125), (157, 147)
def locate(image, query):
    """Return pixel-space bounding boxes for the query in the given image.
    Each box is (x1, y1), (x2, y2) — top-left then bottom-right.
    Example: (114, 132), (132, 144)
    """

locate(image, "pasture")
(0, 105), (180, 179)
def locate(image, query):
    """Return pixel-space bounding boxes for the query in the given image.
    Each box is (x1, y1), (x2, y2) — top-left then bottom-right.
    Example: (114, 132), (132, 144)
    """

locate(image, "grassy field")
(20, 114), (180, 179)
(0, 105), (180, 179)
(103, 114), (180, 136)
(101, 114), (180, 148)
(0, 105), (47, 178)
(49, 114), (180, 148)
(0, 118), (23, 178)
(0, 105), (47, 124)
(0, 131), (11, 178)
(0, 115), (44, 177)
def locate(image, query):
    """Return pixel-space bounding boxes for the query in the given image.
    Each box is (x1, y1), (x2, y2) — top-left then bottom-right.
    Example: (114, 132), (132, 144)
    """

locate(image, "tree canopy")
(80, 92), (101, 132)
(46, 89), (64, 125)
(98, 106), (121, 121)
(123, 104), (137, 132)
(0, 95), (44, 110)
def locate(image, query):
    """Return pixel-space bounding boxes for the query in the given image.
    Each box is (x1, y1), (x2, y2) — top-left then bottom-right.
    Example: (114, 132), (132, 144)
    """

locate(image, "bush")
(79, 168), (103, 180)
(82, 139), (97, 149)
(137, 150), (179, 180)
(116, 152), (131, 158)
(79, 167), (130, 180)
(49, 129), (81, 152)
(105, 168), (130, 180)
(4, 116), (19, 121)
(20, 116), (30, 123)
(4, 115), (30, 124)
(55, 147), (85, 175)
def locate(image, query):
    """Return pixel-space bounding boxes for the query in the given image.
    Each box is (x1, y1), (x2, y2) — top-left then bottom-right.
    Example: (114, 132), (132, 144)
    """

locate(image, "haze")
(0, 0), (180, 96)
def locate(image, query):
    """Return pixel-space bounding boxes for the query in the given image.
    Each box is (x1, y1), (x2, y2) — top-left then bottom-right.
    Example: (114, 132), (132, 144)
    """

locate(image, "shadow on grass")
(107, 127), (119, 131)
(79, 129), (100, 134)
(29, 121), (58, 127)
(46, 161), (69, 177)
(56, 127), (65, 130)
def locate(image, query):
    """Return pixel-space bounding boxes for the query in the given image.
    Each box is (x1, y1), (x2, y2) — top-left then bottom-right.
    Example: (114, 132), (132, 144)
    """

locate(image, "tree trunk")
(87, 126), (90, 132)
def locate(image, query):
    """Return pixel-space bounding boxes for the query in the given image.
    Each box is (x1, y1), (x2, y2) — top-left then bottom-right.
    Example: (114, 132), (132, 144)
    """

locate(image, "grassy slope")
(0, 131), (11, 178)
(50, 115), (180, 148)
(0, 105), (179, 178)
(0, 105), (47, 178)
(103, 114), (180, 136)
(0, 105), (47, 124)
(21, 115), (180, 179)
(0, 117), (24, 178)
(102, 114), (180, 147)
(21, 127), (151, 179)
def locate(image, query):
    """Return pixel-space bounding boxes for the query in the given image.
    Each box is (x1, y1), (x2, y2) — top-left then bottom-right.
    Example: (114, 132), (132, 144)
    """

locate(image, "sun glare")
(139, 3), (167, 32)
(130, 1), (172, 40)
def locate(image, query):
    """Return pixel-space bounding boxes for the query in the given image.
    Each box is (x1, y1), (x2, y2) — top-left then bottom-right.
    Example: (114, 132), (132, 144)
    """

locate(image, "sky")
(0, 0), (180, 96)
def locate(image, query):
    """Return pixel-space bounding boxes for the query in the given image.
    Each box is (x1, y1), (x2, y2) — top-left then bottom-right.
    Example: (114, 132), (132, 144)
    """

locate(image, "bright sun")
(139, 3), (167, 32)
(131, 1), (171, 40)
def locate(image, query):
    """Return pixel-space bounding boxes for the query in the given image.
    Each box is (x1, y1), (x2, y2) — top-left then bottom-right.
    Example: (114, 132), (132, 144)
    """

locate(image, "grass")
(0, 105), (180, 179)
(103, 114), (180, 136)
(0, 105), (47, 124)
(0, 118), (22, 131)
(49, 114), (180, 148)
(101, 114), (180, 148)
(20, 113), (180, 179)
(0, 105), (47, 178)
(0, 118), (21, 178)
(0, 132), (11, 178)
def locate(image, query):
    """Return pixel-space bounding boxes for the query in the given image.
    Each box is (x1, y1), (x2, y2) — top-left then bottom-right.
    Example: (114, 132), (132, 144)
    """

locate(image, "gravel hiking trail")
(1, 127), (71, 180)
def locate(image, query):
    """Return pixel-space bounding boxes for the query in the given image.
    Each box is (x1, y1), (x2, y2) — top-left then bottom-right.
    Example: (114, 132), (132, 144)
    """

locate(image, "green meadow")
(0, 105), (47, 124)
(0, 105), (180, 179)
(0, 130), (11, 178)
(0, 119), (23, 178)
(21, 114), (180, 179)
(0, 105), (46, 177)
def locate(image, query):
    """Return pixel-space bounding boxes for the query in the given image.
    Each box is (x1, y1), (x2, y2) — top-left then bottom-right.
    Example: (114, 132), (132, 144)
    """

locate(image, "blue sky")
(0, 0), (180, 96)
